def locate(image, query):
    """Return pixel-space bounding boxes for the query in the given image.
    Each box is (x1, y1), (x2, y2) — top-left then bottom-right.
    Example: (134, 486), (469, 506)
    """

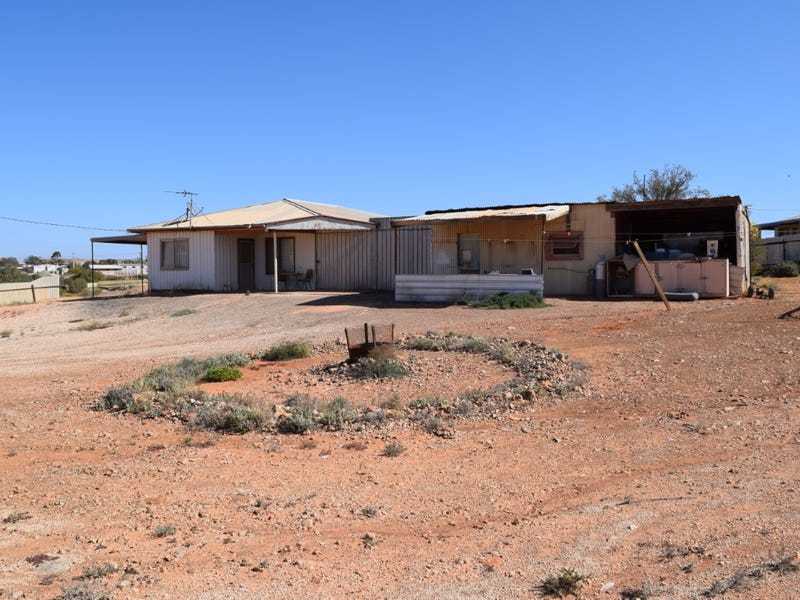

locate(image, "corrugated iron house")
(393, 197), (751, 301)
(128, 198), (389, 293)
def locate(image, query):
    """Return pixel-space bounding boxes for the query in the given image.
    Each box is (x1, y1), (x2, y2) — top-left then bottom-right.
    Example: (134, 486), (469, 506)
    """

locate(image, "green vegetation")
(467, 292), (547, 309)
(171, 308), (196, 317)
(204, 364), (243, 382)
(193, 394), (268, 433)
(275, 393), (319, 434)
(259, 339), (311, 361)
(766, 260), (800, 278)
(539, 567), (591, 598)
(320, 396), (356, 430)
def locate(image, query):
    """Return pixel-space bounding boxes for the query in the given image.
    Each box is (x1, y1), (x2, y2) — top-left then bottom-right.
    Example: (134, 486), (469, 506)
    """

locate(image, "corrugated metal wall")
(148, 230), (216, 291)
(315, 230), (378, 290)
(396, 226), (432, 275)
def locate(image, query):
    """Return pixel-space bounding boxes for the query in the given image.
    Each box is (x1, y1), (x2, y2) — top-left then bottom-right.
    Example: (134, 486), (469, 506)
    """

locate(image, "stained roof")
(394, 204), (569, 225)
(129, 198), (384, 232)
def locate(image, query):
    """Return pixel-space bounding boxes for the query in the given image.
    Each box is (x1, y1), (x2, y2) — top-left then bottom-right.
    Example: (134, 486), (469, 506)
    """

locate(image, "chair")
(297, 269), (313, 290)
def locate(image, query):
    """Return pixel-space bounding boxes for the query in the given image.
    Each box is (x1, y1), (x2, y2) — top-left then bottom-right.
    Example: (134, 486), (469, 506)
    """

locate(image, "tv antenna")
(164, 189), (203, 224)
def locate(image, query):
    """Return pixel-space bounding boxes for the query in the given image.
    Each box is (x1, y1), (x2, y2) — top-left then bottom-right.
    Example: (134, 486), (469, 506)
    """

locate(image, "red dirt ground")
(1, 280), (799, 599)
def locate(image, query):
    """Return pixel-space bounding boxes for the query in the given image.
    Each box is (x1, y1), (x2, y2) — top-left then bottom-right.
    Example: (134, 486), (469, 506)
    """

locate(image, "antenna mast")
(164, 190), (202, 225)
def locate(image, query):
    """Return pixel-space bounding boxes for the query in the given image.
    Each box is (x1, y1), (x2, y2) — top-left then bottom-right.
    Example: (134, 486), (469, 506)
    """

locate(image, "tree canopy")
(598, 164), (710, 203)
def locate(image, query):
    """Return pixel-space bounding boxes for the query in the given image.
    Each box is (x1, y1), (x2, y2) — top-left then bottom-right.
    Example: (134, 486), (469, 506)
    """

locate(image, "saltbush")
(259, 340), (311, 361)
(276, 393), (319, 434)
(193, 394), (267, 433)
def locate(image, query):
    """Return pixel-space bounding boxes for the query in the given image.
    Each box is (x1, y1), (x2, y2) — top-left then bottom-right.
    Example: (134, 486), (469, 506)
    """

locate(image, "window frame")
(545, 231), (584, 261)
(160, 238), (189, 270)
(265, 237), (296, 274)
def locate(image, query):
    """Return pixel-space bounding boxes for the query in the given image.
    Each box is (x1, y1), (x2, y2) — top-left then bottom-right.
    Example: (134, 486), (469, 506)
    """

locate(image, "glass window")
(546, 232), (583, 260)
(266, 237), (295, 274)
(160, 239), (189, 270)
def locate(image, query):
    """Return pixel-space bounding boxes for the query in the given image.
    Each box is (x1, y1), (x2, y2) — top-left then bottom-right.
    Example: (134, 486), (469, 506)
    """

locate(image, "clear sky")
(1, 1), (798, 260)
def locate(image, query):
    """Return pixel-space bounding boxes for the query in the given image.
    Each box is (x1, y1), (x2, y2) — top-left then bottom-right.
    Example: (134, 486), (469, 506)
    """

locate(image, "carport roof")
(129, 198), (384, 233)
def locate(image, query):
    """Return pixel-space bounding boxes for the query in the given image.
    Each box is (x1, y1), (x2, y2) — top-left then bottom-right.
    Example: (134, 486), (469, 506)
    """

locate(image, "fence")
(762, 234), (800, 266)
(0, 275), (61, 306)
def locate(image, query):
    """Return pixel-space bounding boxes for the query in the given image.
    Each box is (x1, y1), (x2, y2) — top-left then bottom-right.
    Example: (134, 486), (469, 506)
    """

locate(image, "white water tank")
(594, 257), (607, 298)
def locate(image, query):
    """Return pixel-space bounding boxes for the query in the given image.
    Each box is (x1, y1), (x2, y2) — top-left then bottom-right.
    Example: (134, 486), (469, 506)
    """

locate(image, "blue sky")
(1, 1), (798, 260)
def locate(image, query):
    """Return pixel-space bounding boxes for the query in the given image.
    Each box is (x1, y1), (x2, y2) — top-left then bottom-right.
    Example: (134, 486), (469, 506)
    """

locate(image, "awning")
(90, 234), (147, 245)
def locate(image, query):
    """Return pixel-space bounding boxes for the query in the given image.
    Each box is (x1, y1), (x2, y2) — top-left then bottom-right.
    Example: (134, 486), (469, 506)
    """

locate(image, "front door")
(237, 238), (255, 291)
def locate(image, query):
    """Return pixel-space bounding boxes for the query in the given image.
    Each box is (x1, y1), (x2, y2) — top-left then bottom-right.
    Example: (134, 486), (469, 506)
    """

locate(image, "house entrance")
(237, 238), (255, 291)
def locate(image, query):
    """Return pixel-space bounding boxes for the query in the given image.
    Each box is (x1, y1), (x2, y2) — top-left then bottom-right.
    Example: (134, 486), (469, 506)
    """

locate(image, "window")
(545, 232), (583, 260)
(266, 237), (295, 274)
(160, 239), (189, 270)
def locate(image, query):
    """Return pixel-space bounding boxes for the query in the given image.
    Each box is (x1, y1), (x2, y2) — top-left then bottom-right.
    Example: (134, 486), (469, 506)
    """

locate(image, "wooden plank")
(631, 241), (671, 311)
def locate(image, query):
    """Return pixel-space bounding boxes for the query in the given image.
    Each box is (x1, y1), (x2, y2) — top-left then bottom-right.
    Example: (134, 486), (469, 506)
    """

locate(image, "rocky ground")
(1, 280), (799, 599)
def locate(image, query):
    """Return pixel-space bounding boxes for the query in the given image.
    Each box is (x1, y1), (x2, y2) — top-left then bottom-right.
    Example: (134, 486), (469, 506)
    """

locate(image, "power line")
(0, 215), (127, 232)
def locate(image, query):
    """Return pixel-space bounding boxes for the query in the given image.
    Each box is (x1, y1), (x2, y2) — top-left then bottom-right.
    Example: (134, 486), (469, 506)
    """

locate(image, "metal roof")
(758, 215), (800, 229)
(394, 204), (569, 225)
(90, 234), (147, 244)
(129, 198), (384, 232)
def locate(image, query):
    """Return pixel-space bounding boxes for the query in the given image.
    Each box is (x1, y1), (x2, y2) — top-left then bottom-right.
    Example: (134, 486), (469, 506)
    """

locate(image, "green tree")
(51, 251), (62, 263)
(0, 258), (32, 283)
(25, 255), (43, 265)
(598, 164), (710, 203)
(750, 222), (765, 275)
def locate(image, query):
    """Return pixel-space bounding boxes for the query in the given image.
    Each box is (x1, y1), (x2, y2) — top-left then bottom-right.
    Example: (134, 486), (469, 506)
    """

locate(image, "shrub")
(65, 276), (87, 294)
(539, 567), (590, 598)
(321, 396), (356, 430)
(275, 393), (319, 434)
(409, 396), (447, 410)
(204, 364), (243, 382)
(260, 340), (311, 361)
(205, 352), (250, 368)
(95, 385), (152, 415)
(56, 584), (112, 600)
(404, 337), (446, 351)
(491, 343), (517, 365)
(81, 563), (117, 579)
(768, 260), (800, 277)
(193, 394), (268, 433)
(171, 308), (196, 317)
(154, 524), (177, 538)
(444, 335), (490, 354)
(467, 292), (547, 309)
(352, 353), (410, 380)
(140, 366), (187, 394)
(381, 440), (406, 457)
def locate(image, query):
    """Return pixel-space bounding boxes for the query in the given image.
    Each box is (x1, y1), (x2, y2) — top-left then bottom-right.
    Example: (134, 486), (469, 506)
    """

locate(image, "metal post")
(91, 242), (95, 299)
(273, 231), (279, 293)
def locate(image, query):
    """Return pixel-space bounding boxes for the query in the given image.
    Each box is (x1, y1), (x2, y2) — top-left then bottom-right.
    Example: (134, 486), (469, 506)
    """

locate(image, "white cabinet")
(634, 259), (730, 298)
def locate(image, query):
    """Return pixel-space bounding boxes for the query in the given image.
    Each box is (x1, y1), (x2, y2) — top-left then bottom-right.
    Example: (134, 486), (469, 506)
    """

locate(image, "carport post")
(272, 230), (278, 293)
